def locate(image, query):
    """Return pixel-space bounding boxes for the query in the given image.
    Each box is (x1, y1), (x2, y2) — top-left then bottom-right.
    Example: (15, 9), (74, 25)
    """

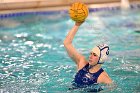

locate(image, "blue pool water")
(0, 6), (140, 93)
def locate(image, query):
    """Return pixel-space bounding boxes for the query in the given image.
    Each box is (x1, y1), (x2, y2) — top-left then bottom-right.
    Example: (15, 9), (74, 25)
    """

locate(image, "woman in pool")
(63, 21), (112, 88)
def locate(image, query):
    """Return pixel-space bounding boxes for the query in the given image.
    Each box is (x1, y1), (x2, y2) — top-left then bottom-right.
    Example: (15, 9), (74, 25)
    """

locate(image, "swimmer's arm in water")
(63, 22), (87, 69)
(97, 73), (116, 92)
(99, 83), (117, 93)
(98, 71), (113, 84)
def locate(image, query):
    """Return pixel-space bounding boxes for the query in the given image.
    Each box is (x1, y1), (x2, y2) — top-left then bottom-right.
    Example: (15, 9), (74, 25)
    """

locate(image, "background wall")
(0, 0), (139, 13)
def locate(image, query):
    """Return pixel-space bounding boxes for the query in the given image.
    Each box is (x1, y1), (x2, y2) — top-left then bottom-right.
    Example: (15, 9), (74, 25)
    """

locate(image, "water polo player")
(63, 22), (112, 88)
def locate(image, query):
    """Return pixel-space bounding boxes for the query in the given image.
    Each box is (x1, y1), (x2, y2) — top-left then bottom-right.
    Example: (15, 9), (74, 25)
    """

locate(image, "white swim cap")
(91, 44), (109, 64)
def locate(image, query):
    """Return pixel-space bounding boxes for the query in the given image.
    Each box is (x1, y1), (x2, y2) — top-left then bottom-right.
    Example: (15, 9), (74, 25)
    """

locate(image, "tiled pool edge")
(0, 3), (140, 19)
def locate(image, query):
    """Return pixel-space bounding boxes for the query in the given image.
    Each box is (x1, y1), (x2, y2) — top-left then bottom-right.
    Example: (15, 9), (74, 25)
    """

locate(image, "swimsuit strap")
(94, 68), (104, 83)
(83, 64), (104, 82)
(85, 64), (104, 83)
(82, 63), (90, 71)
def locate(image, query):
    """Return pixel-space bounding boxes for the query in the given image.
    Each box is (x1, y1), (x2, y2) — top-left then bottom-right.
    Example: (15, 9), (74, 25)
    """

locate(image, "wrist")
(74, 25), (80, 28)
(75, 21), (84, 26)
(75, 23), (81, 27)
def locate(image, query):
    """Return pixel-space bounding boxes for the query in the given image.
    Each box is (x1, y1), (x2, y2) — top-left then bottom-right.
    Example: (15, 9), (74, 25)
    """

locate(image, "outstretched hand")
(75, 21), (84, 26)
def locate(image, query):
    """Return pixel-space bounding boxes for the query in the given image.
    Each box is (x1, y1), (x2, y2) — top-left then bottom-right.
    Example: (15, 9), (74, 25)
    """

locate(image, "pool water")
(0, 7), (140, 93)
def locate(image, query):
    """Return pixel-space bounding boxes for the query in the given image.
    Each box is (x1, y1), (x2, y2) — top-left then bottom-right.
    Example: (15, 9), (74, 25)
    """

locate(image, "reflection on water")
(0, 19), (21, 28)
(0, 32), (16, 41)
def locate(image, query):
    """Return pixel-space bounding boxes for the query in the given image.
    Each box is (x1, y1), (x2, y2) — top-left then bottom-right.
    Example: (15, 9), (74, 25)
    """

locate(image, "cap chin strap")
(88, 46), (109, 69)
(88, 61), (104, 69)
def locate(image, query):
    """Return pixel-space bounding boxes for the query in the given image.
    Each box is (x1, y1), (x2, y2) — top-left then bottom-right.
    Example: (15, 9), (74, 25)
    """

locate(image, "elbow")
(63, 40), (67, 46)
(63, 40), (67, 45)
(63, 39), (71, 46)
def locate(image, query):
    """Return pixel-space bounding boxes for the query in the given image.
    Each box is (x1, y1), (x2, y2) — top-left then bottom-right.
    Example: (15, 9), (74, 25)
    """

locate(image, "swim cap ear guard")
(97, 44), (109, 64)
(90, 44), (109, 68)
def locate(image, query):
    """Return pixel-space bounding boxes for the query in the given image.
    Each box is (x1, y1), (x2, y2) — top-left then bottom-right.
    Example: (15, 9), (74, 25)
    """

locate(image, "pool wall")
(0, 0), (140, 14)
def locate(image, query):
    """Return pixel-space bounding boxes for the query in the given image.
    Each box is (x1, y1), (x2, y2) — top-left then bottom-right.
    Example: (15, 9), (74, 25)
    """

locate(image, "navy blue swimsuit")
(73, 64), (104, 87)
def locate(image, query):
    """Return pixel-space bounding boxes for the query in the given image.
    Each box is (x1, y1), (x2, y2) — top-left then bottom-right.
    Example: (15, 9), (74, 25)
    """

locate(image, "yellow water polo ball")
(69, 2), (89, 22)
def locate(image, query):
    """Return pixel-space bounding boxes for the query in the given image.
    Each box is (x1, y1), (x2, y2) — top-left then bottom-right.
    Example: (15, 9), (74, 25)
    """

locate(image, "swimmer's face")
(88, 52), (99, 65)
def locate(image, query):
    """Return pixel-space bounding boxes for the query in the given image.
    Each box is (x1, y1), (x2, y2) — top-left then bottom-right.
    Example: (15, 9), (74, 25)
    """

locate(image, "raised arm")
(63, 22), (87, 68)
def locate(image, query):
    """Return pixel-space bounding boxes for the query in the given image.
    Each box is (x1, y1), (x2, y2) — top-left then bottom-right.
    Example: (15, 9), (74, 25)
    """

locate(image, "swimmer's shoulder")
(77, 56), (88, 71)
(97, 70), (113, 84)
